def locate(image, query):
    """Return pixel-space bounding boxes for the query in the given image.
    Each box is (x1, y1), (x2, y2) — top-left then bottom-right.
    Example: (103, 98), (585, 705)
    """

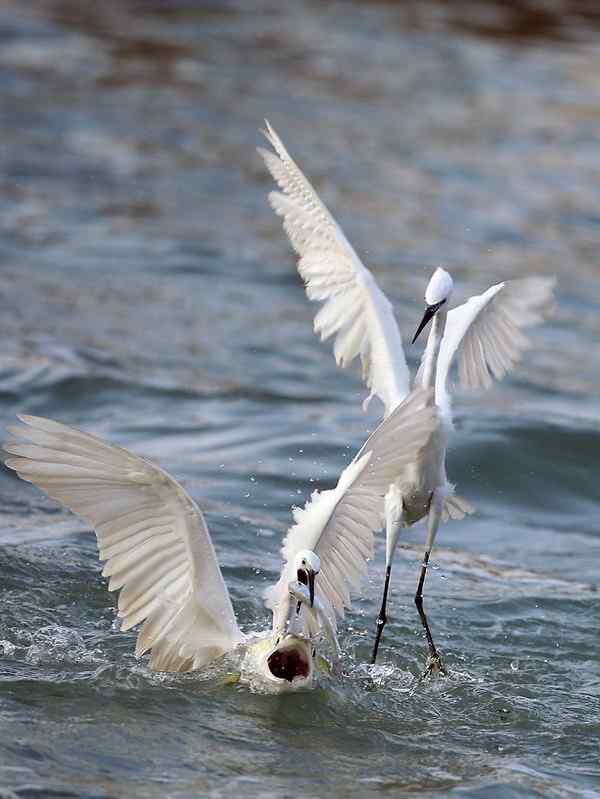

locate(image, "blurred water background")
(0, 1), (599, 797)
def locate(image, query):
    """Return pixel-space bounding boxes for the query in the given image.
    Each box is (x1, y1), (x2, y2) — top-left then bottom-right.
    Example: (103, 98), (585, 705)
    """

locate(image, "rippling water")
(1, 1), (599, 797)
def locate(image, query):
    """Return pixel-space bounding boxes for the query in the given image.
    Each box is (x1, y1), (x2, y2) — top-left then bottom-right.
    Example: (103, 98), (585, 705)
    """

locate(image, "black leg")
(371, 564), (392, 664)
(414, 550), (446, 675)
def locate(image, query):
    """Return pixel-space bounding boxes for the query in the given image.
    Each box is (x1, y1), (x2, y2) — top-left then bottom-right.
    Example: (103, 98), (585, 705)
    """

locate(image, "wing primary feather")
(435, 276), (555, 423)
(3, 417), (243, 672)
(259, 122), (409, 416)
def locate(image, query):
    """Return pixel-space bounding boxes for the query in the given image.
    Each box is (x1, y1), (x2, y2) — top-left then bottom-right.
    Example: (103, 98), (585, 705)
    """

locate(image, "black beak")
(307, 569), (316, 608)
(412, 302), (442, 344)
(297, 567), (316, 608)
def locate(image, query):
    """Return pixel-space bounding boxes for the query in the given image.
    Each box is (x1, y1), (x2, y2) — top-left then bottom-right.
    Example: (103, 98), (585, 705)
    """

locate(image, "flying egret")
(259, 122), (555, 670)
(3, 387), (438, 692)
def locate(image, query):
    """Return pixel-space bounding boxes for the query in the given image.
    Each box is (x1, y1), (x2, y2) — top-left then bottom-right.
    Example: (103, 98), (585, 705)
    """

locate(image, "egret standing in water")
(259, 122), (555, 670)
(4, 388), (438, 691)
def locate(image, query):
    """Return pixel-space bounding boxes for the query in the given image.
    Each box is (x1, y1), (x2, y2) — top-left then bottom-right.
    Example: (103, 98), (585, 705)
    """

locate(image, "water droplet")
(0, 640), (16, 656)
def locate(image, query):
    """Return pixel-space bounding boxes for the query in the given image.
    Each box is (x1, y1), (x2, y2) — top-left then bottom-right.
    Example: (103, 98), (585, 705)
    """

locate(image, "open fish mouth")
(266, 637), (312, 683)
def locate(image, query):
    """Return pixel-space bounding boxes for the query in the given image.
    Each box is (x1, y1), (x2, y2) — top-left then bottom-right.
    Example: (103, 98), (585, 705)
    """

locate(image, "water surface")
(1, 2), (599, 797)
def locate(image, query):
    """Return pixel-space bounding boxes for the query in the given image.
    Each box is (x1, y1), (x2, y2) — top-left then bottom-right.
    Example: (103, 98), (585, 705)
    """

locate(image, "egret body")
(260, 122), (555, 670)
(4, 388), (438, 691)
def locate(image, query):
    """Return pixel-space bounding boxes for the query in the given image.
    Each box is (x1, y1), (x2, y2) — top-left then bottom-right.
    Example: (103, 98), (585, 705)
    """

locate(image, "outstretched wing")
(265, 388), (438, 634)
(434, 277), (556, 422)
(4, 416), (243, 672)
(259, 121), (409, 416)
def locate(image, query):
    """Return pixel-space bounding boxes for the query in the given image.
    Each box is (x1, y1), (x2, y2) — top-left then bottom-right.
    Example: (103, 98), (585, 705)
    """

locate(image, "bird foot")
(421, 653), (447, 679)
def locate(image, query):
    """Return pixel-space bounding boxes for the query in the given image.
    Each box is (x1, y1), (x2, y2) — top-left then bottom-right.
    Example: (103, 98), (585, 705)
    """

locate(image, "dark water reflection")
(1, 1), (599, 798)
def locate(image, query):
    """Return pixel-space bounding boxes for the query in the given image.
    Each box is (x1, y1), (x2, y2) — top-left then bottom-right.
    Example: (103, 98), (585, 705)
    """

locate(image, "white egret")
(4, 387), (438, 691)
(259, 122), (555, 670)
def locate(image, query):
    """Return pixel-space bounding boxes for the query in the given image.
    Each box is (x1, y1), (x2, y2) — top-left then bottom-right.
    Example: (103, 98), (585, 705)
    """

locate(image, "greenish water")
(1, 2), (599, 797)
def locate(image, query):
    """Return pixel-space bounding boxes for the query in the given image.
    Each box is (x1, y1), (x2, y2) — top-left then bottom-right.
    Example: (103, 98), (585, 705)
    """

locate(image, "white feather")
(4, 415), (243, 672)
(265, 388), (439, 634)
(434, 277), (556, 423)
(259, 121), (409, 416)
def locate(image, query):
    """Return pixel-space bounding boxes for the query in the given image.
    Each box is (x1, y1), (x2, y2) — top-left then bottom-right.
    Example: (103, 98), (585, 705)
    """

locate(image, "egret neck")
(420, 308), (447, 395)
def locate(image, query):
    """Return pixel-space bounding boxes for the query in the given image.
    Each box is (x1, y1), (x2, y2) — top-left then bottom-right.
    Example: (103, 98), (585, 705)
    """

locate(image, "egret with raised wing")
(259, 122), (555, 671)
(4, 387), (438, 691)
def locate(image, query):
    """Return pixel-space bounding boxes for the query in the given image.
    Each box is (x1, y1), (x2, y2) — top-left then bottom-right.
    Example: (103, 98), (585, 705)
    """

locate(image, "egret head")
(412, 268), (454, 344)
(294, 549), (320, 607)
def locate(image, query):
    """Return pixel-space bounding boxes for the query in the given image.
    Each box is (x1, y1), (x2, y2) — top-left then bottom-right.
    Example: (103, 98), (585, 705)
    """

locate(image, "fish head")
(242, 634), (316, 692)
(264, 634), (314, 689)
